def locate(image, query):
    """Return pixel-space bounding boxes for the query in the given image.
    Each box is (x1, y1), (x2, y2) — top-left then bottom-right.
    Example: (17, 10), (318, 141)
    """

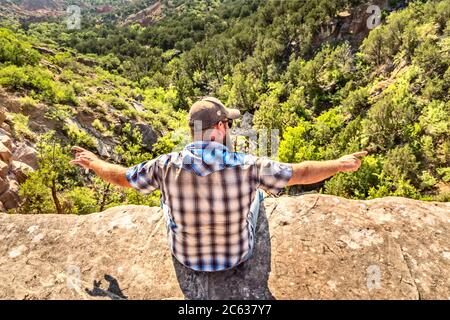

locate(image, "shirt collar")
(180, 141), (245, 176)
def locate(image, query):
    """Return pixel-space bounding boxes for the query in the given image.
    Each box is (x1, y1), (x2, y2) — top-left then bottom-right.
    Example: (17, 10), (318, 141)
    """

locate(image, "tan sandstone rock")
(0, 134), (12, 150)
(11, 161), (33, 184)
(12, 143), (37, 169)
(0, 142), (12, 164)
(0, 160), (8, 177)
(0, 108), (5, 125)
(0, 195), (449, 300)
(0, 176), (8, 195)
(0, 179), (20, 210)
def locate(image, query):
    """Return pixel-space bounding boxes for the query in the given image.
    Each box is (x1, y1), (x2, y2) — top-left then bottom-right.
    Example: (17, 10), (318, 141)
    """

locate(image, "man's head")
(189, 97), (241, 147)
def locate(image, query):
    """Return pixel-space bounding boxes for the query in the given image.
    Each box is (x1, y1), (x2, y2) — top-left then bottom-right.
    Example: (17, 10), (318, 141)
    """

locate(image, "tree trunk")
(99, 183), (111, 212)
(51, 179), (63, 214)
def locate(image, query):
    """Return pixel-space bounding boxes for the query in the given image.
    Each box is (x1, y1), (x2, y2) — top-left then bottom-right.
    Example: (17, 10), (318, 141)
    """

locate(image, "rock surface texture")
(0, 195), (449, 300)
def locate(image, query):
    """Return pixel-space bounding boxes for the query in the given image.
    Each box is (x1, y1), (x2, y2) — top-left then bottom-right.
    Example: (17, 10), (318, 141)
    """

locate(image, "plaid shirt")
(126, 141), (293, 272)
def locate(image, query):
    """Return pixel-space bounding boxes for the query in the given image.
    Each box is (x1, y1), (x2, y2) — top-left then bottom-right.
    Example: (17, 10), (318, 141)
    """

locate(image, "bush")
(0, 65), (28, 90)
(382, 145), (418, 182)
(8, 112), (35, 141)
(342, 87), (370, 116)
(92, 119), (107, 133)
(0, 28), (40, 66)
(18, 96), (38, 110)
(19, 132), (78, 214)
(278, 122), (317, 163)
(0, 65), (77, 104)
(437, 167), (450, 182)
(419, 171), (437, 190)
(53, 83), (77, 105)
(53, 52), (75, 68)
(85, 96), (101, 109)
(419, 101), (450, 137)
(64, 187), (98, 215)
(19, 171), (55, 214)
(109, 96), (129, 110)
(64, 123), (97, 149)
(325, 156), (382, 199)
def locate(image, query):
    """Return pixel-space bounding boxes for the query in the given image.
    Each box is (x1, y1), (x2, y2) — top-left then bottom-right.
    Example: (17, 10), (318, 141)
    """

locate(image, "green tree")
(20, 132), (78, 214)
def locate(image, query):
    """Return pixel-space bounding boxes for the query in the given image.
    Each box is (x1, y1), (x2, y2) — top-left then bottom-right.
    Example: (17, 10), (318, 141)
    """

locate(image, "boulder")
(0, 134), (13, 150)
(135, 94), (144, 102)
(11, 161), (33, 184)
(76, 57), (97, 67)
(0, 179), (20, 210)
(1, 122), (11, 133)
(0, 108), (5, 125)
(0, 176), (8, 195)
(31, 46), (56, 56)
(0, 202), (5, 213)
(0, 128), (11, 137)
(0, 160), (8, 178)
(96, 139), (113, 159)
(12, 143), (37, 170)
(0, 142), (12, 164)
(130, 122), (157, 152)
(0, 195), (449, 300)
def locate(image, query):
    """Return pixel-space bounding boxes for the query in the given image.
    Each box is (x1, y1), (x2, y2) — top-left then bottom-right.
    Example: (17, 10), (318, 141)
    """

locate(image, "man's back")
(71, 96), (366, 275)
(126, 141), (293, 271)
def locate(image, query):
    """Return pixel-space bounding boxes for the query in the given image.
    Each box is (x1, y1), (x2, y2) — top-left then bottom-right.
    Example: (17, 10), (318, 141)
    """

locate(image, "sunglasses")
(225, 119), (233, 128)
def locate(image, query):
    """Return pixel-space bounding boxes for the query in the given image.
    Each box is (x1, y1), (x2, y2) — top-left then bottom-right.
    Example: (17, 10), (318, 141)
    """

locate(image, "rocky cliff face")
(0, 91), (157, 211)
(0, 194), (449, 300)
(0, 108), (37, 212)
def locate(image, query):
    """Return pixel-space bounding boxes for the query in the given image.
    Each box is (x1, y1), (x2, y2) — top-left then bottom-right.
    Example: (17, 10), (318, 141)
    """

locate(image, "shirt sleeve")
(125, 159), (160, 194)
(254, 157), (293, 196)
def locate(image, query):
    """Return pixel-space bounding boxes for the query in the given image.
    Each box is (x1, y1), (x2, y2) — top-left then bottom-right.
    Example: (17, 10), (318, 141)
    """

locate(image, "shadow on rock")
(173, 204), (275, 300)
(85, 274), (128, 300)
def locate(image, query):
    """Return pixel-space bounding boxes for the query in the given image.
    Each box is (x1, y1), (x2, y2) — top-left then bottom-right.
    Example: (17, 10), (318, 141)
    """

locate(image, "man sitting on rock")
(71, 97), (367, 299)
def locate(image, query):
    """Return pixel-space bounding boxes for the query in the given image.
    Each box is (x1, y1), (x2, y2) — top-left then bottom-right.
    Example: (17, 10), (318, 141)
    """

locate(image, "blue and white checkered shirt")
(126, 141), (293, 272)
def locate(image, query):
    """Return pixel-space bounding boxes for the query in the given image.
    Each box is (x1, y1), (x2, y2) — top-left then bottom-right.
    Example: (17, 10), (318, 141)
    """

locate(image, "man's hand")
(70, 146), (100, 170)
(70, 146), (131, 188)
(337, 151), (368, 173)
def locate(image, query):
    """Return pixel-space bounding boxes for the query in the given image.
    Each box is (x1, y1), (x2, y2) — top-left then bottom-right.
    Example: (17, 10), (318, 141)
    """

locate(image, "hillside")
(0, 0), (449, 215)
(0, 0), (234, 25)
(1, 195), (449, 299)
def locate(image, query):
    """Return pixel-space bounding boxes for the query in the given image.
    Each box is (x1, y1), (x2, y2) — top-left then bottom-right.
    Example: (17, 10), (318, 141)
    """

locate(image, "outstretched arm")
(70, 146), (131, 188)
(287, 151), (367, 186)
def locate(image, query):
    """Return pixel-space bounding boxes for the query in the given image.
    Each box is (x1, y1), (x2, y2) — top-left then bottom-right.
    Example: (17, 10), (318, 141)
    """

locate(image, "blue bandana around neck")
(173, 141), (252, 177)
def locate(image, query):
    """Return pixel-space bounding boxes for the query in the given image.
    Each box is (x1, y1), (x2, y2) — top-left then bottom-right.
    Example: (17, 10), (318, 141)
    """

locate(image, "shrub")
(19, 132), (78, 214)
(19, 171), (55, 214)
(325, 156), (382, 199)
(0, 65), (77, 104)
(85, 96), (101, 109)
(0, 28), (40, 66)
(18, 96), (38, 110)
(92, 119), (107, 133)
(419, 171), (437, 189)
(342, 87), (370, 116)
(64, 123), (97, 149)
(109, 96), (129, 110)
(64, 187), (98, 215)
(8, 112), (35, 141)
(382, 145), (418, 182)
(437, 167), (450, 182)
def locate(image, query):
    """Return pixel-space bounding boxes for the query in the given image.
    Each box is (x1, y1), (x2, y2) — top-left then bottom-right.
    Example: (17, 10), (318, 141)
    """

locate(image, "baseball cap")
(188, 97), (241, 129)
